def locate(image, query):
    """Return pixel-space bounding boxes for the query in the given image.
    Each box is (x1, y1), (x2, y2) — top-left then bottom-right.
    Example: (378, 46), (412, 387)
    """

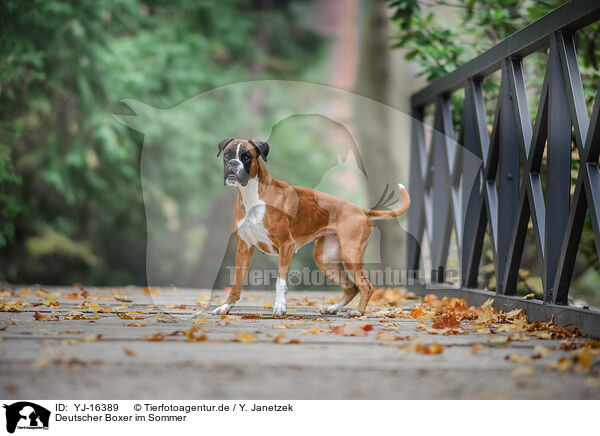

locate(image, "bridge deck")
(0, 286), (598, 399)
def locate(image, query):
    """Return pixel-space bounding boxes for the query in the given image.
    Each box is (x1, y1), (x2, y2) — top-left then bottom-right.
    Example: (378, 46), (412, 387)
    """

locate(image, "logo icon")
(3, 402), (50, 434)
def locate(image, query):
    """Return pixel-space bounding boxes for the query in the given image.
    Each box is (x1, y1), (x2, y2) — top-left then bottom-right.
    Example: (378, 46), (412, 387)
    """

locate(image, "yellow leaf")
(127, 319), (149, 327)
(482, 297), (494, 308)
(234, 331), (258, 343)
(301, 327), (324, 334)
(510, 366), (535, 377)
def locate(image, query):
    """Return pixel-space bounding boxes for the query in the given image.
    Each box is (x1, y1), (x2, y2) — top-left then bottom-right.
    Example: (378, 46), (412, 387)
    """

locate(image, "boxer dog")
(212, 138), (410, 317)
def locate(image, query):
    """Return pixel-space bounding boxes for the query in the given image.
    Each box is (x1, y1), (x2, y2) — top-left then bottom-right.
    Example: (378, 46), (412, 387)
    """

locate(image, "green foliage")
(0, 0), (325, 284)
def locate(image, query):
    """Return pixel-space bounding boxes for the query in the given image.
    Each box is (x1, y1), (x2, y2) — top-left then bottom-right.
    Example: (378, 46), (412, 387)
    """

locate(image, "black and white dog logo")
(3, 402), (50, 434)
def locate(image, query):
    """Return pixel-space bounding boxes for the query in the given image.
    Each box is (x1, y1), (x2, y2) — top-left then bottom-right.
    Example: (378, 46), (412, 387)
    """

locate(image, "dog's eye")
(242, 153), (251, 162)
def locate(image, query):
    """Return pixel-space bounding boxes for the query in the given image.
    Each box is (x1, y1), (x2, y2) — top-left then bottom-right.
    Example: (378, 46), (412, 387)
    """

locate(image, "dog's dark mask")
(218, 138), (269, 187)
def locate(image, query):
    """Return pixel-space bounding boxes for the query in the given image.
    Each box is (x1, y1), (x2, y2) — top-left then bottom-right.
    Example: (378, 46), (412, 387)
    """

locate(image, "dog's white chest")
(236, 178), (276, 255)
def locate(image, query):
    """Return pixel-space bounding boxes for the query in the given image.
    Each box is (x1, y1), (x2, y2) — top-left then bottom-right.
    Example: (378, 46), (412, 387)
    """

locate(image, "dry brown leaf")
(183, 327), (208, 342)
(33, 312), (59, 321)
(431, 314), (461, 330)
(520, 293), (535, 300)
(114, 295), (133, 302)
(330, 323), (373, 336)
(402, 341), (445, 354)
(141, 332), (168, 342)
(273, 333), (301, 344)
(123, 347), (135, 356)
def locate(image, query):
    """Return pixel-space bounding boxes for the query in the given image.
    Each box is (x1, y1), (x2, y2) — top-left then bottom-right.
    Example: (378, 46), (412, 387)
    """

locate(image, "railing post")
(496, 60), (520, 294)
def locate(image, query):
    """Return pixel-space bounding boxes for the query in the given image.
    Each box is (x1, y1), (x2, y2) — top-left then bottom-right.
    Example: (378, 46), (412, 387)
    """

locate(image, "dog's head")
(217, 138), (269, 187)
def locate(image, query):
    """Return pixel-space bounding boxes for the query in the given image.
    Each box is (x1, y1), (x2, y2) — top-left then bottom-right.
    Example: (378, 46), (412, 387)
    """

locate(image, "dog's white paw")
(344, 309), (363, 318)
(272, 301), (287, 316)
(211, 303), (233, 315)
(320, 304), (341, 315)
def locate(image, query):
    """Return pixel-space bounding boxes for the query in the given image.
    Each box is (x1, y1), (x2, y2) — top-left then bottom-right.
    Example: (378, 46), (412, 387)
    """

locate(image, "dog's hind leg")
(338, 222), (374, 317)
(314, 236), (359, 314)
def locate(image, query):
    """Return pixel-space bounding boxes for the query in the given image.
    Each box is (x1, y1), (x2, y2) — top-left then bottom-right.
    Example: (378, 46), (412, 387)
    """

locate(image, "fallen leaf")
(482, 297), (494, 308)
(551, 357), (572, 372)
(273, 333), (301, 344)
(470, 343), (485, 354)
(573, 347), (597, 373)
(585, 377), (600, 388)
(533, 345), (551, 356)
(141, 332), (168, 342)
(330, 324), (372, 336)
(520, 293), (535, 300)
(30, 358), (50, 367)
(302, 327), (325, 334)
(376, 331), (397, 341)
(402, 341), (445, 354)
(123, 347), (135, 356)
(127, 319), (149, 327)
(510, 366), (535, 377)
(234, 331), (258, 343)
(505, 353), (530, 363)
(143, 287), (161, 296)
(33, 312), (59, 321)
(431, 314), (461, 330)
(114, 295), (133, 302)
(183, 327), (208, 342)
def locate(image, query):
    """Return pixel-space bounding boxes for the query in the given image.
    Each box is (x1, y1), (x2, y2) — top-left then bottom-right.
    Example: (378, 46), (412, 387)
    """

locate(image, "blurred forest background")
(1, 0), (599, 305)
(0, 0), (416, 288)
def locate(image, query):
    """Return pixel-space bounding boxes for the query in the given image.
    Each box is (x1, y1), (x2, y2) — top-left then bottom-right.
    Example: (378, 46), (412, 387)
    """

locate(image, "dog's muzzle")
(224, 159), (249, 187)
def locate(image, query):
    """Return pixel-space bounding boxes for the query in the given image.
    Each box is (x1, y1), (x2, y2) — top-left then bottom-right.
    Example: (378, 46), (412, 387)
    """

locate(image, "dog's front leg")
(212, 238), (254, 315)
(273, 241), (294, 316)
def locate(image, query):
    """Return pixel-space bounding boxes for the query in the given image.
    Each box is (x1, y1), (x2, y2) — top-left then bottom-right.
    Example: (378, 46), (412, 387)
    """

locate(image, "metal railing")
(407, 0), (600, 338)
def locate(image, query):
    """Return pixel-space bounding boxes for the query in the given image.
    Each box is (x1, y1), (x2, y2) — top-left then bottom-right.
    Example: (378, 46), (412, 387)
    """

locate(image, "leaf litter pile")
(0, 285), (599, 383)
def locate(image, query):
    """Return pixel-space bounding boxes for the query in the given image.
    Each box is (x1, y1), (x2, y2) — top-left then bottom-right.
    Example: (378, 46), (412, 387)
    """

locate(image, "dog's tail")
(362, 184), (410, 220)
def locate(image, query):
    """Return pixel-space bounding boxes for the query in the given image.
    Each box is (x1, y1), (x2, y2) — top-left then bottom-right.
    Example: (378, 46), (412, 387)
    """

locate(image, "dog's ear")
(249, 140), (269, 162)
(217, 137), (235, 157)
